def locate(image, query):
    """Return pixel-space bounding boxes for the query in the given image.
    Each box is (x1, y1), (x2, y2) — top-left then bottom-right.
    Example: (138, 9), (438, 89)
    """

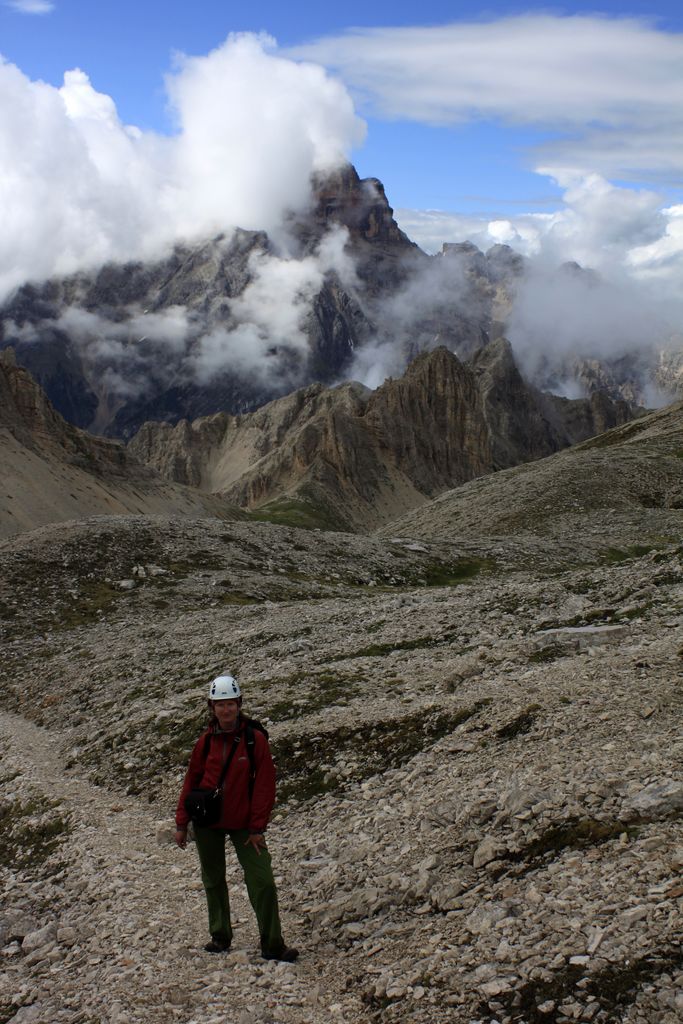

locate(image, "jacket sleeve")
(175, 733), (209, 829)
(248, 732), (276, 833)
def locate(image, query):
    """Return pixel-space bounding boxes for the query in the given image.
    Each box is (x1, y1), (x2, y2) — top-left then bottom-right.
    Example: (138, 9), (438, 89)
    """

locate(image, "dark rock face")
(472, 338), (564, 468)
(362, 347), (492, 494)
(310, 165), (415, 250)
(0, 347), (128, 473)
(108, 375), (274, 441)
(0, 164), (517, 439)
(0, 319), (98, 429)
(471, 338), (635, 470)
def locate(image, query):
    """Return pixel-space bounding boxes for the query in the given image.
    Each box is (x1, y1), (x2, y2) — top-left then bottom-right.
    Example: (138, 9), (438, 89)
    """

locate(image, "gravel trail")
(0, 710), (339, 1024)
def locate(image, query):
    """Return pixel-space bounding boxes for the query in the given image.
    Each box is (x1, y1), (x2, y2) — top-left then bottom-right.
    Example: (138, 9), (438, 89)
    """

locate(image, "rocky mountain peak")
(310, 163), (415, 249)
(485, 243), (526, 282)
(2, 161), (671, 443)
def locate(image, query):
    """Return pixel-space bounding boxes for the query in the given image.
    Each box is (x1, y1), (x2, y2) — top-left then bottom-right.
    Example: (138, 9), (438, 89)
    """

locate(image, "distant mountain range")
(1, 341), (633, 538)
(2, 163), (677, 442)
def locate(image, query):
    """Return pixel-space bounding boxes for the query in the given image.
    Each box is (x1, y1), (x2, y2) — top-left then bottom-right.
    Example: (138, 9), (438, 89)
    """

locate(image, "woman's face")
(212, 698), (240, 730)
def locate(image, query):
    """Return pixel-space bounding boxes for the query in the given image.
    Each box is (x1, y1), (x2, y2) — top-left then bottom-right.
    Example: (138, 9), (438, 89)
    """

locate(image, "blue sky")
(2, 0), (682, 215)
(1, 0), (683, 304)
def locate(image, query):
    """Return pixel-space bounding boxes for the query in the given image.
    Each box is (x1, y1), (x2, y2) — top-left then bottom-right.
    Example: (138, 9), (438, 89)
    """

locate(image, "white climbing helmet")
(208, 674), (241, 701)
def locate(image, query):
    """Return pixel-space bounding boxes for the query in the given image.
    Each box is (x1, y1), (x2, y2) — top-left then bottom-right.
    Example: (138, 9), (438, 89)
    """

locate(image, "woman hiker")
(175, 674), (298, 962)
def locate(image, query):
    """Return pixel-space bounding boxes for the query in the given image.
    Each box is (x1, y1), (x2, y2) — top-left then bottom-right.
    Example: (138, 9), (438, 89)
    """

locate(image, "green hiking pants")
(193, 827), (284, 955)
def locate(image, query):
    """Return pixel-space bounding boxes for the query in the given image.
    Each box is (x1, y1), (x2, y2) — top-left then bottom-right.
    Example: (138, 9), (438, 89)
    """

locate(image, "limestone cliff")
(130, 346), (635, 531)
(471, 338), (634, 469)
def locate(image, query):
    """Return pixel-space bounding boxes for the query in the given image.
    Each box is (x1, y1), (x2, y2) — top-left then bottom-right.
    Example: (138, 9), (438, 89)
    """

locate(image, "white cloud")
(0, 35), (364, 302)
(291, 14), (683, 182)
(6, 0), (54, 13)
(397, 172), (683, 312)
(193, 226), (352, 385)
(507, 263), (668, 377)
(57, 306), (194, 359)
(395, 208), (545, 257)
(388, 172), (683, 402)
(164, 34), (363, 242)
(5, 225), (358, 395)
(17, 306), (199, 400)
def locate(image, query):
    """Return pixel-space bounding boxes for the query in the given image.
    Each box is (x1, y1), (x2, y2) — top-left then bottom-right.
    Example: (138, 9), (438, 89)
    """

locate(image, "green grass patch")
(528, 643), (566, 665)
(216, 591), (263, 605)
(329, 631), (460, 661)
(0, 796), (71, 871)
(365, 620), (386, 634)
(496, 704), (541, 740)
(55, 581), (119, 630)
(538, 607), (617, 631)
(145, 709), (210, 774)
(248, 495), (344, 532)
(268, 670), (363, 722)
(420, 559), (492, 586)
(85, 707), (210, 797)
(540, 602), (652, 630)
(615, 603), (652, 620)
(602, 545), (655, 564)
(273, 700), (491, 804)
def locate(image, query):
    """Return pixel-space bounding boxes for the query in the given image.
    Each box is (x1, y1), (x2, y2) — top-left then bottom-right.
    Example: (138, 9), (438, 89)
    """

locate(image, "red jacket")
(176, 718), (276, 832)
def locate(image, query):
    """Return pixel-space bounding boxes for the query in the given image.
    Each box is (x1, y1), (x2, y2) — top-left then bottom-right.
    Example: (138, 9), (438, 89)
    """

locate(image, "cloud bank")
(294, 12), (683, 373)
(291, 14), (683, 183)
(3, 226), (357, 405)
(397, 172), (683, 323)
(5, 0), (54, 13)
(0, 34), (363, 301)
(192, 225), (356, 387)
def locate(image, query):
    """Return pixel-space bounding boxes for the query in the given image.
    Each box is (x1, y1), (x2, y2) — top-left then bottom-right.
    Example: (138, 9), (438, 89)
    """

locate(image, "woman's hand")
(175, 828), (188, 849)
(244, 832), (266, 855)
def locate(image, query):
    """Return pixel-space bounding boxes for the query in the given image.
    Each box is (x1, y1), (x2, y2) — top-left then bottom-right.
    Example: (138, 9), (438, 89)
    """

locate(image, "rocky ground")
(0, 507), (681, 1024)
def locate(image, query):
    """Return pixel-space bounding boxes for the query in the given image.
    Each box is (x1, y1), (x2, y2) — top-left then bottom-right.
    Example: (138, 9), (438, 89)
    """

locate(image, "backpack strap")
(201, 730), (240, 794)
(245, 723), (256, 801)
(204, 720), (265, 802)
(216, 734), (240, 793)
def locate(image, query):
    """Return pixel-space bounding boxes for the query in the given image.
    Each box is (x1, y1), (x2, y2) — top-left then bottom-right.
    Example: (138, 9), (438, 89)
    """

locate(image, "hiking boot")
(261, 945), (299, 962)
(204, 938), (231, 953)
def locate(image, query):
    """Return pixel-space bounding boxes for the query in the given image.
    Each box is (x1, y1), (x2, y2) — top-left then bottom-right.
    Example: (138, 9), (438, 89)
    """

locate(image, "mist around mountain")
(2, 164), (679, 444)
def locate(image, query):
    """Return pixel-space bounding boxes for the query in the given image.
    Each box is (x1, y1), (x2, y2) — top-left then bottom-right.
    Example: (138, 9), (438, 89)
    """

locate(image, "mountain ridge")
(0, 348), (242, 539)
(129, 343), (635, 532)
